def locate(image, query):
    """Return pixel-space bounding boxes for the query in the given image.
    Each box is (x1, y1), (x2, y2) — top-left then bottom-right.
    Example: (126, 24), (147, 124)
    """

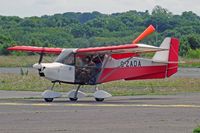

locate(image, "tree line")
(0, 6), (200, 57)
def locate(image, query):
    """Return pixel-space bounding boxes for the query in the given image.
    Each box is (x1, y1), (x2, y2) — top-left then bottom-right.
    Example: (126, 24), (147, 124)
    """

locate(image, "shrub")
(193, 126), (200, 133)
(186, 49), (200, 59)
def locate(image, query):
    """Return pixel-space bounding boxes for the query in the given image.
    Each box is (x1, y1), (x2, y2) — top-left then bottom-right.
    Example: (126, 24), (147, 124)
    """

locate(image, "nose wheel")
(69, 97), (78, 101)
(95, 98), (104, 102)
(42, 83), (61, 102)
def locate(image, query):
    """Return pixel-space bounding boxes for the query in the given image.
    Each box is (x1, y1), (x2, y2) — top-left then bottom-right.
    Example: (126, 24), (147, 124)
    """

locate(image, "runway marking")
(0, 102), (200, 108)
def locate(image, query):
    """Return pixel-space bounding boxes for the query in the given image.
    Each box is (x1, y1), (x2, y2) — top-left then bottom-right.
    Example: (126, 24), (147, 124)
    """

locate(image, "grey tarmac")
(0, 91), (200, 133)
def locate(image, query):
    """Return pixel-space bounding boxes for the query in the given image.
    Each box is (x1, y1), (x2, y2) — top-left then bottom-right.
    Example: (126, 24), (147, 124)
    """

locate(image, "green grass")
(0, 55), (56, 67)
(0, 73), (72, 92)
(179, 58), (200, 68)
(0, 73), (200, 96)
(104, 77), (200, 96)
(193, 126), (200, 133)
(186, 49), (200, 59)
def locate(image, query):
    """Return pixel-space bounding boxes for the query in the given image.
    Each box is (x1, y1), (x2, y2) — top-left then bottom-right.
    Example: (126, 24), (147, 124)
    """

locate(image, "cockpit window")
(63, 53), (75, 65)
(55, 49), (75, 65)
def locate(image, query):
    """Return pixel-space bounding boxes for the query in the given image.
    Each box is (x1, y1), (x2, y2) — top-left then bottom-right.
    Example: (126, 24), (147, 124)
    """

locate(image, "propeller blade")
(132, 25), (155, 44)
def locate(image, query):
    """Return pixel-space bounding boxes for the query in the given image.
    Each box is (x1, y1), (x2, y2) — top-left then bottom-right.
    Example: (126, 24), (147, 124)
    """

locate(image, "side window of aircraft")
(75, 55), (84, 67)
(63, 53), (75, 65)
(55, 52), (75, 65)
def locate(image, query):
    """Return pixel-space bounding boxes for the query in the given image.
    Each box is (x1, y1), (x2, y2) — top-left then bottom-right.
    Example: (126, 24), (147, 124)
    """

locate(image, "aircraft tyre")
(69, 97), (78, 101)
(95, 98), (104, 102)
(44, 98), (54, 102)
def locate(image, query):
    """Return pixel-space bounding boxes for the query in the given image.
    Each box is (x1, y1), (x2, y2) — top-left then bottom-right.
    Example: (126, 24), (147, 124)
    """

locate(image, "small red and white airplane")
(8, 25), (179, 102)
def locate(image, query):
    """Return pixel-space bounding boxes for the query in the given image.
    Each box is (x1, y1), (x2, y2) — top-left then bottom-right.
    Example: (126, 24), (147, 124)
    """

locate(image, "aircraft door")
(59, 65), (75, 83)
(75, 54), (105, 85)
(55, 51), (76, 83)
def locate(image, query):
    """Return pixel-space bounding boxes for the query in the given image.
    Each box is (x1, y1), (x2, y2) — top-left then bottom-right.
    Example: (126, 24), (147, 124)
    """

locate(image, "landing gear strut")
(50, 82), (55, 90)
(69, 85), (81, 102)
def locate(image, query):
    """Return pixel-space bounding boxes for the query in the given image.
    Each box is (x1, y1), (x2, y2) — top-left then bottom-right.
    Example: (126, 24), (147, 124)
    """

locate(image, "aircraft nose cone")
(33, 63), (42, 69)
(33, 63), (46, 77)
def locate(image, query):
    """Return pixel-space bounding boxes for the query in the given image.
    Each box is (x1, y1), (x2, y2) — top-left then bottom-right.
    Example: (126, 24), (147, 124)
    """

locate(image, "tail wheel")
(95, 98), (104, 102)
(44, 98), (54, 102)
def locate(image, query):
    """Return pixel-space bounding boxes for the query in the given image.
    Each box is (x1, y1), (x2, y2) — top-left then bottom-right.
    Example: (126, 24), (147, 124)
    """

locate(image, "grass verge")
(0, 55), (56, 67)
(179, 58), (200, 68)
(0, 73), (200, 96)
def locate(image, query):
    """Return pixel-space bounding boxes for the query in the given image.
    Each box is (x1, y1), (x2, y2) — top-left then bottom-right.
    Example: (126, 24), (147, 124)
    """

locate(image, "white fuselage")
(33, 62), (75, 83)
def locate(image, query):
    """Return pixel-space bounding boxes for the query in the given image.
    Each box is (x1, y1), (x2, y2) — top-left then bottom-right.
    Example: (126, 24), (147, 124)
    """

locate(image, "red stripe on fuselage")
(125, 72), (166, 80)
(97, 65), (167, 83)
(111, 53), (138, 59)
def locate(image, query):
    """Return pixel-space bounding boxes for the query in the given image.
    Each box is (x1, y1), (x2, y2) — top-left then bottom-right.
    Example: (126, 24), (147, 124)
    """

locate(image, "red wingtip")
(132, 25), (155, 44)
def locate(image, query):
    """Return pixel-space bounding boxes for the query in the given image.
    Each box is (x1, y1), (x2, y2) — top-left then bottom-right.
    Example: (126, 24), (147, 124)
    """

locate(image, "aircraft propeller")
(33, 47), (45, 76)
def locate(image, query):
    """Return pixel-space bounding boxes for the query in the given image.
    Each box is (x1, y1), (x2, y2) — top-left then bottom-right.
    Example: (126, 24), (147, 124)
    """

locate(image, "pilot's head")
(84, 56), (91, 63)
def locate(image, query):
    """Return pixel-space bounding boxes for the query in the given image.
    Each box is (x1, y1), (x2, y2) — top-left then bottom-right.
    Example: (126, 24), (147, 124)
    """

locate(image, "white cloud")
(0, 0), (199, 17)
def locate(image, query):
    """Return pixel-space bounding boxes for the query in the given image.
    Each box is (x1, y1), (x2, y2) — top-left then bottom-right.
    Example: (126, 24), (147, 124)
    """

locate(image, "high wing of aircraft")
(7, 25), (180, 102)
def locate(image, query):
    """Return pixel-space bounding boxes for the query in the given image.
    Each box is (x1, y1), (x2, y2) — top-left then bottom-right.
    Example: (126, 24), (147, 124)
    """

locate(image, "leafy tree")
(186, 34), (200, 49)
(0, 5), (200, 58)
(146, 5), (173, 32)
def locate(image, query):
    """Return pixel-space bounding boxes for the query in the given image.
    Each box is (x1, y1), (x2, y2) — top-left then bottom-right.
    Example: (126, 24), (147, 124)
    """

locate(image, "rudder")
(152, 37), (180, 77)
(167, 38), (179, 77)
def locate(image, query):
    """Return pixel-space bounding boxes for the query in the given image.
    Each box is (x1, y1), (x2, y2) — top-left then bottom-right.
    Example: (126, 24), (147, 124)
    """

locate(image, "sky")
(0, 0), (199, 17)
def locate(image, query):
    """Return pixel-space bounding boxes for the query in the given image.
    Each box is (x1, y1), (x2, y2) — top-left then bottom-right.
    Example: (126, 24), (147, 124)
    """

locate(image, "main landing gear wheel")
(44, 98), (54, 102)
(71, 85), (81, 102)
(69, 97), (78, 101)
(95, 98), (104, 102)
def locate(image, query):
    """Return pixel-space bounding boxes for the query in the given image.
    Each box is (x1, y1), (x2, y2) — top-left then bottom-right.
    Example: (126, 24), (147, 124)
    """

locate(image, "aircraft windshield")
(55, 49), (75, 65)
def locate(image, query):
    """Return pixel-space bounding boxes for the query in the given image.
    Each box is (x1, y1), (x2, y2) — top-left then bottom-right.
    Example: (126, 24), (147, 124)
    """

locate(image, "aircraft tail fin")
(152, 37), (180, 77)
